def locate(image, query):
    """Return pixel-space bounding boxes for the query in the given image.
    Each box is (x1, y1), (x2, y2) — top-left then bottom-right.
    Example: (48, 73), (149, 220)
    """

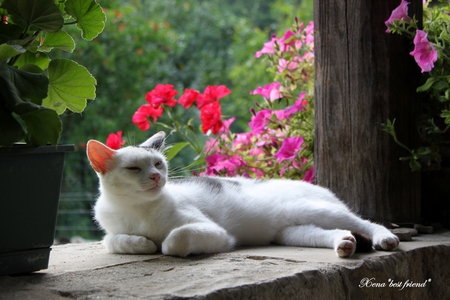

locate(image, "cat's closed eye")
(126, 166), (141, 172)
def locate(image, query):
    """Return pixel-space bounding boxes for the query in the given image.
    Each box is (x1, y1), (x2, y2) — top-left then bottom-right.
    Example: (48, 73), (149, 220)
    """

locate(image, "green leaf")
(0, 61), (49, 106)
(416, 77), (438, 93)
(14, 50), (50, 70)
(0, 23), (24, 44)
(40, 30), (75, 52)
(165, 142), (189, 161)
(0, 76), (25, 146)
(409, 159), (421, 172)
(441, 110), (450, 124)
(0, 43), (25, 62)
(1, 0), (64, 32)
(65, 0), (106, 41)
(22, 108), (61, 145)
(185, 156), (206, 171)
(42, 58), (96, 114)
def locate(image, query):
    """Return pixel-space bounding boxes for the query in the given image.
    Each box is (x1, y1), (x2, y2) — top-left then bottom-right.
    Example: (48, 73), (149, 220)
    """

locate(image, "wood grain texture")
(314, 0), (422, 222)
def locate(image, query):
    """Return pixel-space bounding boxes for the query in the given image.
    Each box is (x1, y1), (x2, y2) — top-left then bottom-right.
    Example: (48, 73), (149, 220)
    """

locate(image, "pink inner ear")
(87, 140), (115, 174)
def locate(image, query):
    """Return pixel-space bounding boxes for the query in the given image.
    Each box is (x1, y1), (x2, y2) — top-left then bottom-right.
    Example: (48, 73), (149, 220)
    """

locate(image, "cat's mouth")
(144, 185), (161, 192)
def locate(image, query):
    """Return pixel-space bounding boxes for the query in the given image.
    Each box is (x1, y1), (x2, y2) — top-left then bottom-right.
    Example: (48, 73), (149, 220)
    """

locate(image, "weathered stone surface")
(391, 228), (419, 241)
(414, 224), (434, 234)
(1, 232), (449, 299)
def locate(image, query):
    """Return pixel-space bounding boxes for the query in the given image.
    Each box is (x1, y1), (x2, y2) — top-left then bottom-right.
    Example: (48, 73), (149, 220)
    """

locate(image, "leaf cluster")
(0, 0), (105, 146)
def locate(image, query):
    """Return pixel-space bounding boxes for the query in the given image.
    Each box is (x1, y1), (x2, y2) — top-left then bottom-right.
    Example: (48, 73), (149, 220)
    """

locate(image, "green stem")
(164, 108), (202, 154)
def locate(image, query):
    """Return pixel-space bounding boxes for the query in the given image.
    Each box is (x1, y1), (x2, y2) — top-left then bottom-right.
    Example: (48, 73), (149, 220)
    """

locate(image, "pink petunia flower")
(255, 35), (277, 58)
(274, 136), (304, 163)
(202, 153), (246, 177)
(233, 132), (253, 150)
(278, 58), (298, 74)
(385, 0), (411, 32)
(303, 166), (315, 183)
(305, 22), (314, 46)
(249, 109), (272, 134)
(106, 131), (126, 150)
(250, 82), (282, 102)
(278, 29), (295, 52)
(410, 30), (438, 72)
(284, 92), (306, 118)
(219, 117), (236, 134)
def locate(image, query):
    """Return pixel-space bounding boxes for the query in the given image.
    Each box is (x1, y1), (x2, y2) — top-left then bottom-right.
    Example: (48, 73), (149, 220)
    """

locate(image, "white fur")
(89, 134), (399, 258)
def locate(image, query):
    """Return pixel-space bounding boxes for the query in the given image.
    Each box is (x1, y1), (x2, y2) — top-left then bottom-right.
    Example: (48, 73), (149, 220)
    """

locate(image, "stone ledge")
(1, 231), (450, 299)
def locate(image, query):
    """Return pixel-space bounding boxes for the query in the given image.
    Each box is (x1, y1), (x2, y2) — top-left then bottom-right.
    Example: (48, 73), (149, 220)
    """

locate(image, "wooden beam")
(314, 0), (422, 223)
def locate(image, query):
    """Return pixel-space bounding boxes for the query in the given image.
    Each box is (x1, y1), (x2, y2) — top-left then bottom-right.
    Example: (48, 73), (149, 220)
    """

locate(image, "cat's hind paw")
(335, 236), (357, 258)
(373, 233), (399, 251)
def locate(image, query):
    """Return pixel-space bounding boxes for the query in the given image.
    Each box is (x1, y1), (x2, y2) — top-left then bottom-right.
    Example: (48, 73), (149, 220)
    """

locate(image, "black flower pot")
(0, 144), (74, 275)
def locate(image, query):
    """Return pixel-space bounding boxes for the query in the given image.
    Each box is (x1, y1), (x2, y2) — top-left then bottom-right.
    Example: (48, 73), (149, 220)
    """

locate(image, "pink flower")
(303, 166), (314, 183)
(278, 58), (297, 73)
(255, 35), (277, 58)
(274, 136), (304, 163)
(273, 109), (285, 120)
(249, 109), (272, 134)
(204, 138), (219, 154)
(278, 30), (295, 52)
(178, 88), (200, 108)
(385, 0), (411, 32)
(106, 131), (126, 150)
(285, 92), (306, 118)
(145, 84), (178, 108)
(250, 82), (282, 102)
(202, 153), (246, 177)
(305, 22), (314, 46)
(233, 132), (253, 150)
(219, 117), (235, 133)
(132, 104), (163, 131)
(410, 30), (438, 72)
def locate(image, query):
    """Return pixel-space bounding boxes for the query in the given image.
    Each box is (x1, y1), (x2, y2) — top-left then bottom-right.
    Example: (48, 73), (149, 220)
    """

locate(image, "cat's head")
(86, 131), (168, 201)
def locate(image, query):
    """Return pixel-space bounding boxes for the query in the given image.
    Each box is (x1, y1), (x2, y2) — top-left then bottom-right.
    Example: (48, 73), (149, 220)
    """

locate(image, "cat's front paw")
(335, 236), (357, 258)
(161, 231), (190, 257)
(103, 234), (157, 254)
(373, 232), (400, 251)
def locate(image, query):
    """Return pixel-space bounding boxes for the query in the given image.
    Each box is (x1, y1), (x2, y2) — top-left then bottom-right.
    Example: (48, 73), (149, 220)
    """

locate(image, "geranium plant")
(0, 0), (106, 146)
(384, 0), (450, 170)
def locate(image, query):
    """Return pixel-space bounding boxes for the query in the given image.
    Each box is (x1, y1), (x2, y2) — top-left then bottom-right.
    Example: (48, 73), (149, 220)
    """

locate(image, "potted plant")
(0, 0), (105, 275)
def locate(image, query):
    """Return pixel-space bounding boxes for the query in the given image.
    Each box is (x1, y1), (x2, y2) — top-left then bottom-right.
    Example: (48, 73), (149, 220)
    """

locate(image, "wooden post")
(314, 0), (422, 223)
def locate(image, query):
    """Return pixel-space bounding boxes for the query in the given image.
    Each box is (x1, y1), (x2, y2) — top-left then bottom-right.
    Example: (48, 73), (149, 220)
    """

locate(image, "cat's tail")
(351, 231), (373, 252)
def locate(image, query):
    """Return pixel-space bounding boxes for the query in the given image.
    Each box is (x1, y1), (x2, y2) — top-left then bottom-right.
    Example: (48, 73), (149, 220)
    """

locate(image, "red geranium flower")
(200, 101), (223, 134)
(178, 88), (200, 108)
(197, 85), (231, 109)
(132, 104), (163, 131)
(106, 131), (126, 150)
(145, 83), (178, 108)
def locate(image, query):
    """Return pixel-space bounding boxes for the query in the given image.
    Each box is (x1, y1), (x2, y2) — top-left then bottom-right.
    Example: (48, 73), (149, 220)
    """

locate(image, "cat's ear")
(86, 140), (116, 174)
(140, 131), (165, 151)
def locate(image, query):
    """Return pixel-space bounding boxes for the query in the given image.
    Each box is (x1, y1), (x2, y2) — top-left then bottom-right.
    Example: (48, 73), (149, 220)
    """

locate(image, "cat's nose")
(150, 173), (160, 184)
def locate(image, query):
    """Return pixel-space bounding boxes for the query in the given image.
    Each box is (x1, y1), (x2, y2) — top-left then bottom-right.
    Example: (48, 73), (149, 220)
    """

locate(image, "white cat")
(86, 131), (399, 258)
